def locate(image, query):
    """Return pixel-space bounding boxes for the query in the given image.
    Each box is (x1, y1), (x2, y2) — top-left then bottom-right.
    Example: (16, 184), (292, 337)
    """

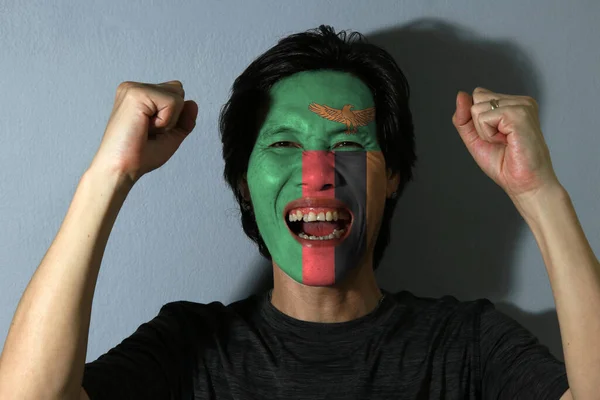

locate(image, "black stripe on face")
(334, 151), (367, 282)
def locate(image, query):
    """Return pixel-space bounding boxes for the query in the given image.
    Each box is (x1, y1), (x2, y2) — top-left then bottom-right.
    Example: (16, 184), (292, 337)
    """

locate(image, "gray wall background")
(1, 0), (598, 363)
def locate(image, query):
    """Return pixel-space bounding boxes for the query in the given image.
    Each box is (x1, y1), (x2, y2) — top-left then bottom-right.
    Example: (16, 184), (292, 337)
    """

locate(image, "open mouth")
(283, 198), (353, 247)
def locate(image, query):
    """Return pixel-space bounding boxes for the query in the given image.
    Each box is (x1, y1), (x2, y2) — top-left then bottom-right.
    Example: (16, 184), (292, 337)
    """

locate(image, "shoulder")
(387, 290), (496, 334)
(155, 293), (264, 332)
(390, 289), (494, 315)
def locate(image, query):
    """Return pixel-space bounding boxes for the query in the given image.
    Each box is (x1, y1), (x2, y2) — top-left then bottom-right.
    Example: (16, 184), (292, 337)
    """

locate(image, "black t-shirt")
(82, 289), (569, 399)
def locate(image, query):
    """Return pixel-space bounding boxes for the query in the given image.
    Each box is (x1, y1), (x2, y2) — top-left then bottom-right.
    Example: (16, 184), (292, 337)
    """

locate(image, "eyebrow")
(262, 126), (297, 138)
(262, 125), (359, 138)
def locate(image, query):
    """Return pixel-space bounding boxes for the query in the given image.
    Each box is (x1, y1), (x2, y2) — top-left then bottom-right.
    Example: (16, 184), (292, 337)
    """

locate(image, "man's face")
(246, 70), (395, 286)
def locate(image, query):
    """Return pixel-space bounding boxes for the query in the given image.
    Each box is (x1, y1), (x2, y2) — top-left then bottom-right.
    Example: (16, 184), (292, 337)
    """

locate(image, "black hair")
(219, 25), (416, 270)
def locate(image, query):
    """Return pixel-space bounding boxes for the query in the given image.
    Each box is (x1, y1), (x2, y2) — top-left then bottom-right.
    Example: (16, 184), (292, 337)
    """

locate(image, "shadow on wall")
(368, 19), (563, 361)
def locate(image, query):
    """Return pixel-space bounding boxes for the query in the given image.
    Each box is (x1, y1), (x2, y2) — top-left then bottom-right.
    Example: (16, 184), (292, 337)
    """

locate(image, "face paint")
(246, 70), (389, 286)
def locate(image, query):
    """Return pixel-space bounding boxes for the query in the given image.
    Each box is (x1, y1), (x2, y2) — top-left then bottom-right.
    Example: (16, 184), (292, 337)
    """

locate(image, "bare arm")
(517, 185), (599, 400)
(0, 80), (197, 400)
(0, 168), (132, 399)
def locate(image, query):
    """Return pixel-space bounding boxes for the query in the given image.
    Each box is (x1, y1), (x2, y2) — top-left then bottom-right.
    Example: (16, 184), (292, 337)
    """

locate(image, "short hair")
(219, 25), (416, 270)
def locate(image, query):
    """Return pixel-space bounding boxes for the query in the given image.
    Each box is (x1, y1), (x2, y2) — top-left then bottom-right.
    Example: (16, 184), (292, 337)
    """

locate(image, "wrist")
(83, 163), (135, 192)
(81, 165), (135, 201)
(510, 183), (570, 226)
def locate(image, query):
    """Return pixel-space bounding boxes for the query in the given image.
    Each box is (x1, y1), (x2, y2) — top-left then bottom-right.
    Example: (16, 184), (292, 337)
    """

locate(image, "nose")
(301, 151), (335, 197)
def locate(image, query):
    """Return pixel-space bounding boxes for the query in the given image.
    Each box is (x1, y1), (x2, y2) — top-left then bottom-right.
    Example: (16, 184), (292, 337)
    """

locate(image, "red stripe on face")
(301, 151), (335, 286)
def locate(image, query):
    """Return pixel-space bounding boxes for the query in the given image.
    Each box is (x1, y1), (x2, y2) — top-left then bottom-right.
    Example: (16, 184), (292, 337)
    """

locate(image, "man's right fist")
(88, 80), (198, 185)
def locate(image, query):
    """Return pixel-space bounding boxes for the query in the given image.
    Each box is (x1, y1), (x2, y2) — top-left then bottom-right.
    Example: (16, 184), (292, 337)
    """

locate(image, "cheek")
(365, 152), (388, 245)
(246, 152), (292, 207)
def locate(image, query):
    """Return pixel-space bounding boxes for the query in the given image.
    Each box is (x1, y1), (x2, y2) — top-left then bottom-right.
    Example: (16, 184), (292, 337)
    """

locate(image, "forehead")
(260, 70), (375, 131)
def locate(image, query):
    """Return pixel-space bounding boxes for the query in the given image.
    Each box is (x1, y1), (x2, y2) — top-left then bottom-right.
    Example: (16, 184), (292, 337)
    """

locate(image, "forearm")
(515, 185), (600, 400)
(0, 168), (132, 399)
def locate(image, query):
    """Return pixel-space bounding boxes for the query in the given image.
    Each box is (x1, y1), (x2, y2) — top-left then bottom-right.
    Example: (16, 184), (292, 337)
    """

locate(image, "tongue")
(301, 221), (340, 237)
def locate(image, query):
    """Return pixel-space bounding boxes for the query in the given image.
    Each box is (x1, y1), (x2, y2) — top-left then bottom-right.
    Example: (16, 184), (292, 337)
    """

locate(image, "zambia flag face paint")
(247, 70), (388, 286)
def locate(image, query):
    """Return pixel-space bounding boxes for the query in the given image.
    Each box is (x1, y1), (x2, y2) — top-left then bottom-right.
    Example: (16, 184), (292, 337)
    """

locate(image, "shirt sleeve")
(479, 301), (569, 400)
(81, 302), (196, 400)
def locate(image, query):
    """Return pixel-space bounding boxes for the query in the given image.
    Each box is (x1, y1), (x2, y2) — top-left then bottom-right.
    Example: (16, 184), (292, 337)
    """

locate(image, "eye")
(332, 141), (364, 149)
(269, 141), (301, 148)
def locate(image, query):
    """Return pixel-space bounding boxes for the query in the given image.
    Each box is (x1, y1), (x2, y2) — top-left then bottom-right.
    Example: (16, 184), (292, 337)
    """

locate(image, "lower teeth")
(298, 229), (345, 241)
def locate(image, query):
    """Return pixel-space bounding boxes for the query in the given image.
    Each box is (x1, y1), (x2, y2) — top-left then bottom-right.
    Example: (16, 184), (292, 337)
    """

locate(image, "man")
(1, 25), (595, 399)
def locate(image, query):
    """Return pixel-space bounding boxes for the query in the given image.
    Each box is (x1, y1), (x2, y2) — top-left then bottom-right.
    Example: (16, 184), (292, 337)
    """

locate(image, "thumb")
(153, 100), (198, 154)
(452, 91), (479, 147)
(175, 100), (199, 135)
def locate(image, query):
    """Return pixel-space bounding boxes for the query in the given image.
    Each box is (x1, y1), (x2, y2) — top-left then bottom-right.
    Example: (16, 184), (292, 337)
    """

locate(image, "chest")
(190, 330), (480, 400)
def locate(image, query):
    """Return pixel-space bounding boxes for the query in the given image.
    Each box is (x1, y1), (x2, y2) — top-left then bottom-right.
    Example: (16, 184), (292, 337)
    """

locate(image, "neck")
(270, 257), (383, 323)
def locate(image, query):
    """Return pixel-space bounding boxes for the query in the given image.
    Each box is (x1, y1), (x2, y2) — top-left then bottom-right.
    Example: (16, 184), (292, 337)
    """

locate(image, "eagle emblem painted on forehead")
(308, 103), (375, 134)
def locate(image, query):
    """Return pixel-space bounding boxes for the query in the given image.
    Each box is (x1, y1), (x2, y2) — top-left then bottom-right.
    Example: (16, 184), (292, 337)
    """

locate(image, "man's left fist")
(452, 87), (560, 200)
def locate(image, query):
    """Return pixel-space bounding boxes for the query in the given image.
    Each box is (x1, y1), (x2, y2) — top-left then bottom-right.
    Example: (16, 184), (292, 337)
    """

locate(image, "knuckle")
(157, 82), (185, 99)
(116, 82), (147, 103)
(114, 82), (144, 106)
(117, 81), (137, 92)
(122, 85), (145, 101)
(525, 96), (539, 108)
(171, 87), (185, 100)
(170, 84), (185, 98)
(165, 92), (182, 106)
(513, 106), (528, 118)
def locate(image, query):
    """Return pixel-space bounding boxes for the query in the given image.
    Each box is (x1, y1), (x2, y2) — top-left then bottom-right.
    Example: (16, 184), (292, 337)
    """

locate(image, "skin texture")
(246, 70), (394, 287)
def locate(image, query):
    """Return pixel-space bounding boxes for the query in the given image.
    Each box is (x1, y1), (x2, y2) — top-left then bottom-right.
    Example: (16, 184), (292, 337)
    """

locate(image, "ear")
(239, 175), (251, 202)
(385, 169), (400, 199)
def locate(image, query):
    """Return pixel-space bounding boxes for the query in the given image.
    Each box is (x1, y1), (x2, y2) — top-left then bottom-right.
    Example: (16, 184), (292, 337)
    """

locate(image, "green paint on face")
(246, 70), (381, 284)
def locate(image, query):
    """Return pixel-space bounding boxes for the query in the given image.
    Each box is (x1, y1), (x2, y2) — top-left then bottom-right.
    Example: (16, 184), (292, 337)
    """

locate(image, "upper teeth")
(287, 209), (350, 222)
